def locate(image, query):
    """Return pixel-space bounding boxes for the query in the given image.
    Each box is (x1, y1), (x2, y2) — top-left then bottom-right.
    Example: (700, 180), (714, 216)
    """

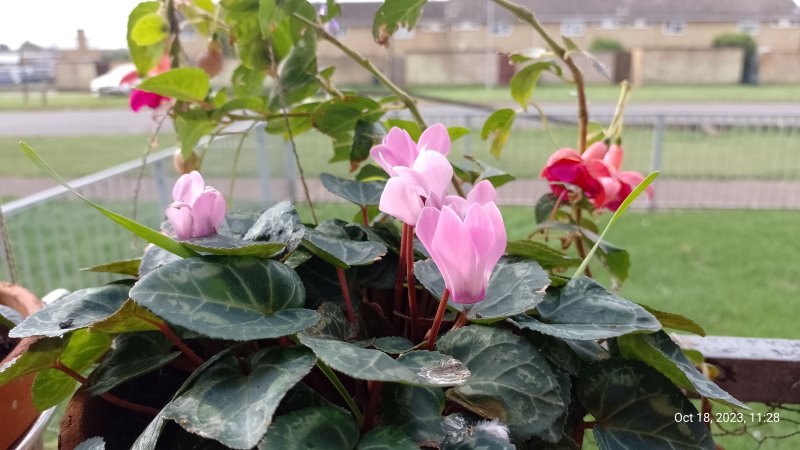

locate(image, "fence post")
(649, 115), (665, 212)
(464, 115), (473, 157)
(283, 140), (298, 203)
(255, 127), (272, 207)
(152, 158), (171, 212)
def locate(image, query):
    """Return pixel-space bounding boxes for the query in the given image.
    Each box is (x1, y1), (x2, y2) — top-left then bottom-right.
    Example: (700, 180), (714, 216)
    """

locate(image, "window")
(561, 20), (585, 37)
(394, 28), (415, 40)
(421, 22), (447, 33)
(453, 21), (481, 31)
(600, 18), (619, 29)
(489, 22), (513, 37)
(662, 20), (685, 35)
(737, 20), (759, 35)
(631, 18), (649, 29)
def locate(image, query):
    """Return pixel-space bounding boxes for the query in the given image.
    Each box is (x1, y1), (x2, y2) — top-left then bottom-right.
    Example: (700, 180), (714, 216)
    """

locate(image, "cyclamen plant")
(0, 1), (746, 449)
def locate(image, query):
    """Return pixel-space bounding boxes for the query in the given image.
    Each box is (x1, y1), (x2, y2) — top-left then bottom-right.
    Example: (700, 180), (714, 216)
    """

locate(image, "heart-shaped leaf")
(32, 329), (112, 410)
(258, 406), (359, 450)
(357, 426), (418, 450)
(302, 229), (387, 269)
(75, 437), (106, 450)
(373, 336), (414, 354)
(244, 201), (306, 253)
(89, 299), (163, 334)
(415, 258), (549, 321)
(320, 173), (386, 206)
(298, 335), (469, 387)
(577, 359), (715, 450)
(139, 245), (182, 277)
(163, 346), (316, 449)
(436, 325), (565, 439)
(0, 338), (63, 386)
(137, 68), (210, 102)
(0, 304), (24, 328)
(441, 413), (516, 450)
(381, 384), (445, 446)
(184, 234), (286, 258)
(618, 331), (746, 409)
(508, 277), (660, 340)
(505, 240), (581, 269)
(89, 332), (180, 395)
(130, 256), (319, 341)
(10, 281), (132, 338)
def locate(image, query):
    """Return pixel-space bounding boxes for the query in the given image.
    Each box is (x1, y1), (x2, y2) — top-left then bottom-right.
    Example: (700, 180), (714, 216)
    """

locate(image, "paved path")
(3, 102), (800, 136)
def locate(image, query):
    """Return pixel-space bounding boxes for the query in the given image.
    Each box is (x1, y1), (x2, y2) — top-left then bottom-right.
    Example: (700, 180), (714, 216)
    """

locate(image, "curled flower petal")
(191, 188), (226, 238)
(379, 177), (425, 226)
(417, 123), (451, 155)
(165, 201), (193, 240)
(604, 144), (624, 171)
(172, 171), (206, 204)
(582, 141), (608, 161)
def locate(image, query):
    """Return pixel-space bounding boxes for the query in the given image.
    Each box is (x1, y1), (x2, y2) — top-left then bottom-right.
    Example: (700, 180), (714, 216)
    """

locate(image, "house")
(316, 0), (800, 85)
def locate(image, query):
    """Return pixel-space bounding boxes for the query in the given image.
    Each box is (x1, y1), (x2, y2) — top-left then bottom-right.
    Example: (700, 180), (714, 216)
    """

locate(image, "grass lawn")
(409, 83), (800, 104)
(0, 91), (129, 111)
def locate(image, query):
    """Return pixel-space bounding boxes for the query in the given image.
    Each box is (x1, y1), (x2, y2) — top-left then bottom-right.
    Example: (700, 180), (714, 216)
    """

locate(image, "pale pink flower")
(165, 171), (226, 240)
(370, 124), (450, 176)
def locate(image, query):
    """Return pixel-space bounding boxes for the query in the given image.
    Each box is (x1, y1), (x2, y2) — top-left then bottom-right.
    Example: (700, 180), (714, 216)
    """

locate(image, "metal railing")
(2, 114), (800, 294)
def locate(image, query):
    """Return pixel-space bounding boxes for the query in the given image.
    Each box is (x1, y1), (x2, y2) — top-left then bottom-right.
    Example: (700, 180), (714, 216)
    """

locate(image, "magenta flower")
(164, 171), (226, 240)
(416, 182), (507, 304)
(370, 124), (450, 176)
(379, 149), (453, 225)
(540, 148), (605, 202)
(582, 143), (653, 211)
(130, 89), (170, 112)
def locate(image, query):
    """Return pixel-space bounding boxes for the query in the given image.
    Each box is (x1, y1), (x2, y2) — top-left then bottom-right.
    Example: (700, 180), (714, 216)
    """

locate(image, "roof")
(330, 0), (800, 27)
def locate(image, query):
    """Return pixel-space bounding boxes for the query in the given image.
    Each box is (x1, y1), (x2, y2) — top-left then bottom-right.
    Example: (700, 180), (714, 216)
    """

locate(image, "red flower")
(121, 56), (172, 112)
(540, 148), (604, 201)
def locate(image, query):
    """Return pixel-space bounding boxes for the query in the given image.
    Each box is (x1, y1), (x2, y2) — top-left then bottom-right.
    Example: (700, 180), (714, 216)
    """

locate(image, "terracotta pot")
(59, 388), (110, 450)
(0, 282), (44, 450)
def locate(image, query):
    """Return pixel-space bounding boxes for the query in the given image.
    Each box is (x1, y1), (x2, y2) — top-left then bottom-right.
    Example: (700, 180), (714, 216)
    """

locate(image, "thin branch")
(155, 322), (205, 367)
(317, 360), (364, 426)
(227, 122), (258, 205)
(492, 0), (589, 151)
(132, 109), (171, 222)
(0, 206), (18, 284)
(53, 361), (159, 416)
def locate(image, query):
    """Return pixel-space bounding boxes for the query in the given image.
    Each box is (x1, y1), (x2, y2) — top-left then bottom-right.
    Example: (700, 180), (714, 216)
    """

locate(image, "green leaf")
(32, 330), (112, 410)
(577, 359), (715, 450)
(89, 332), (180, 395)
(372, 0), (428, 45)
(381, 384), (445, 446)
(573, 171), (658, 279)
(163, 346), (316, 449)
(510, 63), (550, 110)
(415, 257), (550, 321)
(441, 413), (516, 450)
(534, 193), (559, 223)
(298, 335), (469, 387)
(447, 126), (470, 142)
(480, 109), (515, 158)
(19, 142), (198, 258)
(0, 338), (63, 387)
(89, 299), (163, 334)
(505, 240), (581, 269)
(184, 234), (286, 258)
(231, 65), (266, 97)
(302, 303), (357, 340)
(10, 282), (131, 338)
(528, 333), (608, 376)
(313, 96), (383, 136)
(639, 304), (706, 336)
(351, 120), (384, 166)
(0, 304), (23, 328)
(75, 437), (106, 450)
(373, 336), (414, 354)
(436, 325), (565, 439)
(302, 229), (387, 269)
(137, 68), (210, 102)
(130, 256), (319, 341)
(82, 259), (141, 277)
(244, 201), (306, 253)
(127, 2), (164, 75)
(139, 245), (182, 277)
(508, 277), (660, 340)
(618, 331), (746, 409)
(131, 13), (168, 46)
(175, 111), (216, 159)
(268, 31), (319, 109)
(259, 406), (359, 450)
(358, 426), (418, 450)
(384, 119), (421, 141)
(320, 173), (386, 207)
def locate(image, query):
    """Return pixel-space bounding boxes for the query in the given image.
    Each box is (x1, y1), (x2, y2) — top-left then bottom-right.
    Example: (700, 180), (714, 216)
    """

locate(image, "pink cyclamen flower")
(165, 171), (226, 240)
(370, 124), (451, 176)
(540, 147), (605, 203)
(379, 149), (453, 225)
(121, 56), (172, 112)
(416, 185), (507, 304)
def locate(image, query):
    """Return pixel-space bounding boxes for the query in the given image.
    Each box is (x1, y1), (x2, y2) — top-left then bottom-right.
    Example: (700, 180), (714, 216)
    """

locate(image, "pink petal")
(369, 144), (399, 176)
(417, 123), (451, 155)
(172, 171), (206, 203)
(384, 128), (418, 167)
(431, 206), (483, 304)
(483, 202), (507, 269)
(604, 144), (624, 171)
(412, 150), (453, 199)
(415, 206), (441, 253)
(594, 177), (621, 208)
(191, 188), (226, 237)
(543, 148), (581, 171)
(443, 195), (468, 218)
(379, 177), (425, 225)
(466, 180), (497, 205)
(618, 171), (654, 199)
(130, 89), (167, 112)
(165, 201), (193, 240)
(582, 141), (608, 161)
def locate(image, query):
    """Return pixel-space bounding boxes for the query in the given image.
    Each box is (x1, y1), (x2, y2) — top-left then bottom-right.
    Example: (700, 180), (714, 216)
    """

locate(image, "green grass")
(409, 83), (800, 104)
(0, 91), (129, 111)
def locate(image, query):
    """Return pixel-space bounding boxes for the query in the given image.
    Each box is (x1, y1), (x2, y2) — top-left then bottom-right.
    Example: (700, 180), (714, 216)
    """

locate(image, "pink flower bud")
(165, 171), (226, 240)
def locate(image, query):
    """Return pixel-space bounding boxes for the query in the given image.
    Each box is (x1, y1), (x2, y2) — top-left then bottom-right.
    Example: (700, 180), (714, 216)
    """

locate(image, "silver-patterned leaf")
(381, 384), (445, 446)
(357, 426), (418, 450)
(302, 229), (387, 269)
(244, 201), (306, 253)
(320, 173), (386, 206)
(184, 234), (285, 258)
(89, 332), (180, 395)
(258, 406), (359, 450)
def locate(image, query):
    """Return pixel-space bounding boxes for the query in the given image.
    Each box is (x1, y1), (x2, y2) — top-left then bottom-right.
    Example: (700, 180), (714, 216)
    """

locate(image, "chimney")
(77, 29), (88, 51)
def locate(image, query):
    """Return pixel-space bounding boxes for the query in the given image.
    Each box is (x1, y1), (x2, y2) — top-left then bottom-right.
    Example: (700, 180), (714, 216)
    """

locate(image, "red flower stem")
(426, 289), (450, 350)
(360, 206), (369, 226)
(451, 311), (469, 330)
(156, 322), (205, 368)
(406, 225), (419, 342)
(362, 380), (383, 432)
(392, 224), (409, 331)
(336, 267), (356, 324)
(52, 361), (159, 416)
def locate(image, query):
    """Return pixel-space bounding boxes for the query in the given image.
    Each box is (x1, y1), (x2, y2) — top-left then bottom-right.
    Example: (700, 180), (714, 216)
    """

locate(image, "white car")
(89, 63), (136, 96)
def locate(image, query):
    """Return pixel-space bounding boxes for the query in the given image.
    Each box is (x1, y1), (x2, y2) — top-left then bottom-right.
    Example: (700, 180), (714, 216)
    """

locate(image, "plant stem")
(573, 207), (593, 278)
(317, 360), (364, 426)
(360, 206), (369, 226)
(451, 311), (469, 331)
(426, 289), (450, 350)
(491, 0), (589, 152)
(362, 381), (383, 432)
(0, 206), (18, 284)
(405, 225), (419, 342)
(156, 322), (205, 367)
(52, 361), (159, 416)
(392, 224), (408, 331)
(336, 267), (356, 324)
(228, 122), (258, 206)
